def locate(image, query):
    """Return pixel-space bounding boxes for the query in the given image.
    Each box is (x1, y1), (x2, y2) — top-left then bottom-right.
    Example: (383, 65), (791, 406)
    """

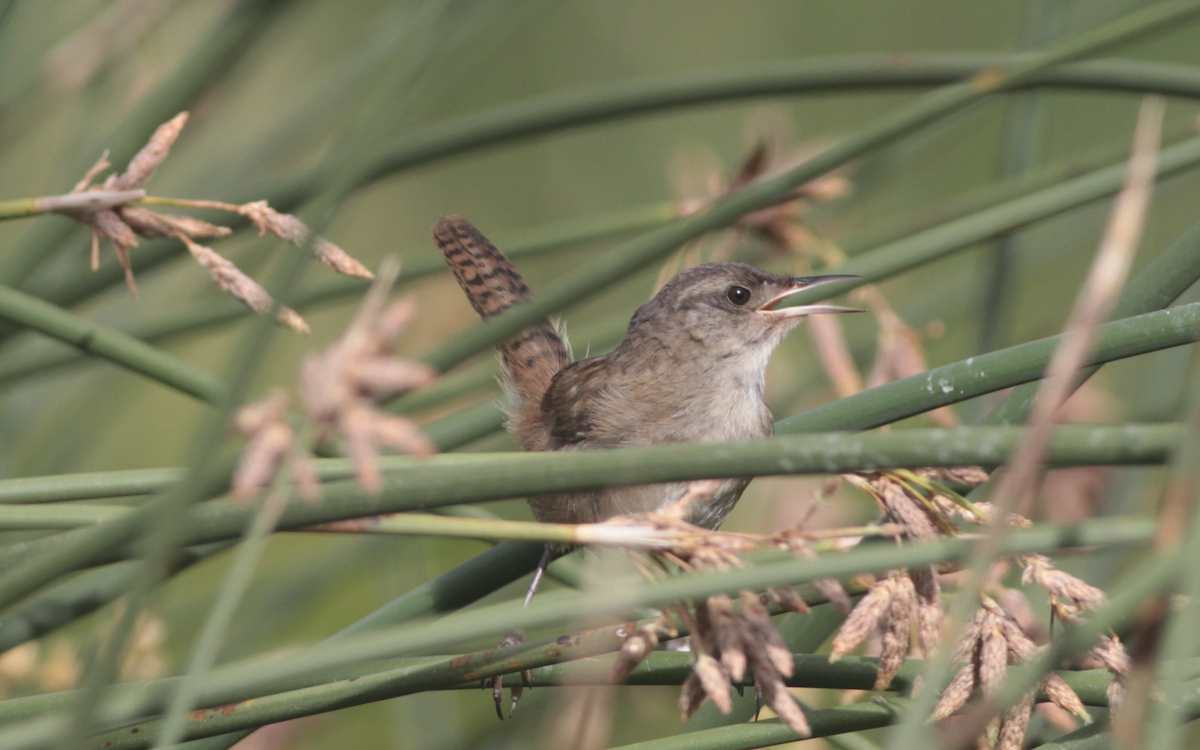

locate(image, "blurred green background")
(0, 0), (1198, 747)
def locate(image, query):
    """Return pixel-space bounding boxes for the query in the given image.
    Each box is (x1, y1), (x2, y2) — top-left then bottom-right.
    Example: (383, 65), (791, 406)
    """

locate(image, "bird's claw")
(491, 631), (529, 720)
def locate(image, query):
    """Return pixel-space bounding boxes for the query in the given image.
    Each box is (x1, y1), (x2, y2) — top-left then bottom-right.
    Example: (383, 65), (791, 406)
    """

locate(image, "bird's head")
(625, 262), (863, 365)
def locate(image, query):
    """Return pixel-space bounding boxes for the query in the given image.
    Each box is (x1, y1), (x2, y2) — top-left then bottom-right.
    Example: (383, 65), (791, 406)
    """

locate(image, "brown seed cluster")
(605, 487), (864, 737)
(57, 113), (372, 331)
(830, 568), (942, 691)
(1019, 553), (1129, 709)
(661, 590), (811, 736)
(233, 262), (435, 500)
(933, 598), (1091, 749)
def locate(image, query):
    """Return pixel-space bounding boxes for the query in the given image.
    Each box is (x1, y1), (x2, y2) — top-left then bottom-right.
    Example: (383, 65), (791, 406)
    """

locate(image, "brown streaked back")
(433, 215), (571, 452)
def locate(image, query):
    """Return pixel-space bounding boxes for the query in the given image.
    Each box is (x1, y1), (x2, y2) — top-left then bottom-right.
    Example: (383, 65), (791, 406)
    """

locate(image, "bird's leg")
(493, 543), (555, 719)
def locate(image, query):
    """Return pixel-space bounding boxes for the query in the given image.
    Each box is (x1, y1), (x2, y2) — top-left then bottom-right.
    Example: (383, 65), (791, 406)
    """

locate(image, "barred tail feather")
(433, 215), (570, 451)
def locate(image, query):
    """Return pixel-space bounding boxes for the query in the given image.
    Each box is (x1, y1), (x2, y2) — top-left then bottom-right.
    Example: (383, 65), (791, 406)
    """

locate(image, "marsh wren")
(434, 215), (861, 714)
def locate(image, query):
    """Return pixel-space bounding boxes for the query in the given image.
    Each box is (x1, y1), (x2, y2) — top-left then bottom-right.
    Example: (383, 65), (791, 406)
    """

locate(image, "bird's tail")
(433, 215), (570, 452)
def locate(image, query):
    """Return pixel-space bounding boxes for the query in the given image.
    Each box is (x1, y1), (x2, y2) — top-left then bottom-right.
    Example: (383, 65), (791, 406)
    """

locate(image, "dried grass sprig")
(299, 262), (436, 494)
(49, 112), (371, 327)
(231, 261), (434, 500)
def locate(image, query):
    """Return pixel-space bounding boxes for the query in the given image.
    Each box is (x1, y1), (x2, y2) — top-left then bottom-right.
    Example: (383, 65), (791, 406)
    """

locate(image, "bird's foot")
(491, 631), (532, 719)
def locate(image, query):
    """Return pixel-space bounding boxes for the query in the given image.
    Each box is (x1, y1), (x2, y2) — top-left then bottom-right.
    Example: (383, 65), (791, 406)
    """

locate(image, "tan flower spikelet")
(108, 112), (188, 190)
(611, 620), (661, 682)
(766, 586), (810, 615)
(978, 621), (1008, 699)
(300, 261), (436, 494)
(231, 390), (320, 502)
(673, 134), (849, 260)
(236, 201), (373, 279)
(911, 566), (943, 655)
(1020, 554), (1105, 607)
(661, 586), (809, 734)
(933, 601), (1092, 743)
(830, 575), (895, 661)
(182, 237), (308, 333)
(678, 672), (707, 719)
(757, 669), (811, 737)
(119, 205), (230, 240)
(772, 528), (852, 613)
(933, 663), (977, 721)
(844, 473), (943, 539)
(1018, 553), (1128, 707)
(739, 592), (794, 677)
(997, 692), (1035, 750)
(875, 572), (916, 691)
(1042, 672), (1090, 722)
(691, 654), (732, 714)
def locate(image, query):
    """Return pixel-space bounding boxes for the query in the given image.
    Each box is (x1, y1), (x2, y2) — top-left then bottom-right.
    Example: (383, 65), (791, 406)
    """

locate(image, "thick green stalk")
(27, 52), (1200, 317)
(0, 544), (230, 655)
(778, 301), (1200, 433)
(420, 127), (1200, 374)
(406, 1), (1200, 373)
(0, 425), (1174, 537)
(43, 516), (1158, 749)
(0, 204), (664, 388)
(0, 518), (1153, 750)
(173, 540), (549, 750)
(23, 54), (1200, 327)
(0, 284), (225, 403)
(316, 55), (1200, 209)
(2, 296), (1197, 515)
(985, 214), (1200, 427)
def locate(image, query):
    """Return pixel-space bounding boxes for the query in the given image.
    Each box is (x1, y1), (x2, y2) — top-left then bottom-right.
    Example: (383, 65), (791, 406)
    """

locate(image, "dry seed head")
(933, 664), (977, 720)
(1090, 633), (1131, 677)
(705, 595), (746, 682)
(978, 620), (1008, 699)
(739, 591), (794, 677)
(755, 668), (811, 737)
(1020, 554), (1105, 608)
(231, 394), (293, 502)
(54, 113), (372, 323)
(1107, 678), (1125, 714)
(182, 238), (308, 333)
(119, 205), (230, 239)
(110, 112), (188, 190)
(847, 473), (940, 539)
(911, 566), (943, 655)
(237, 201), (373, 280)
(296, 261), (434, 494)
(692, 654), (732, 714)
(916, 466), (990, 486)
(996, 691), (1035, 750)
(1041, 672), (1091, 723)
(678, 672), (707, 720)
(831, 575), (895, 661)
(814, 578), (853, 614)
(767, 586), (810, 615)
(874, 572), (915, 691)
(613, 620), (661, 682)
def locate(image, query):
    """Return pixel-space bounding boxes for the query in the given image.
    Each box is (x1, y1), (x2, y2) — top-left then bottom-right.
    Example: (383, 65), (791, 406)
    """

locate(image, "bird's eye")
(726, 285), (751, 306)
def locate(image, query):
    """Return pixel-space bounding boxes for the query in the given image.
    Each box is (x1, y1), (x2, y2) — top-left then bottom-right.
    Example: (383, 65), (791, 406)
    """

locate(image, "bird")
(433, 214), (861, 715)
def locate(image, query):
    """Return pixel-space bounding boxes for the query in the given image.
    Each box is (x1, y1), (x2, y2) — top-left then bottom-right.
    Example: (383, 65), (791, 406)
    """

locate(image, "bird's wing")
(542, 359), (620, 447)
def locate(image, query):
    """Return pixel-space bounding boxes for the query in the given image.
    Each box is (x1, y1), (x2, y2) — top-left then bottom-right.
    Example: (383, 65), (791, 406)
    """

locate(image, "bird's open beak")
(757, 274), (865, 319)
